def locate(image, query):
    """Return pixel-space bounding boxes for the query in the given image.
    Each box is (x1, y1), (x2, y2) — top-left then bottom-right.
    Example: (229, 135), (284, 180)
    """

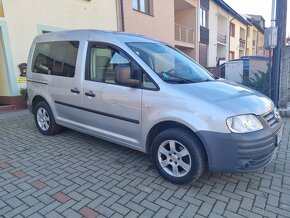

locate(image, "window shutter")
(0, 0), (4, 17)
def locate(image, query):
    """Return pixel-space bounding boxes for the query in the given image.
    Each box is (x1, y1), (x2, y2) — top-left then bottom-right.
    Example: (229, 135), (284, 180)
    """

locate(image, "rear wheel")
(34, 101), (61, 135)
(151, 128), (207, 184)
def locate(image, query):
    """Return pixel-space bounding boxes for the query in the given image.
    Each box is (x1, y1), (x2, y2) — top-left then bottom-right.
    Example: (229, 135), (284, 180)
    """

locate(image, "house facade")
(0, 0), (118, 106)
(207, 0), (230, 67)
(120, 0), (199, 60)
(202, 0), (267, 68)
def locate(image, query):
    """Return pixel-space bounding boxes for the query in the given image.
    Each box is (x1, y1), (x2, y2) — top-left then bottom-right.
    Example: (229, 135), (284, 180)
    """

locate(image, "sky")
(223, 0), (290, 37)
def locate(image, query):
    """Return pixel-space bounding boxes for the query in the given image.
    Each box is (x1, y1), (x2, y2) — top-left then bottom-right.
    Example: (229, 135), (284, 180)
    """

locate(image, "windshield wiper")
(161, 73), (198, 83)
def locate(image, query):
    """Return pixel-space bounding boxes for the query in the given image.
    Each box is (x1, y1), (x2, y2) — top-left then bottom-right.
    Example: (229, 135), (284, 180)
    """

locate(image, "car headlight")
(226, 114), (263, 133)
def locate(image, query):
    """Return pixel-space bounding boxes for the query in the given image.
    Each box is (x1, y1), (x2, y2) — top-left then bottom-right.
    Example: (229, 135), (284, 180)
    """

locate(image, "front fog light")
(226, 114), (263, 133)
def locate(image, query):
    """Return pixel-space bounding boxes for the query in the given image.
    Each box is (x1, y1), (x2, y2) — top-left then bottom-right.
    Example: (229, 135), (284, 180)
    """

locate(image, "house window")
(0, 0), (4, 17)
(132, 0), (153, 15)
(199, 7), (208, 27)
(230, 51), (235, 60)
(230, 22), (235, 37)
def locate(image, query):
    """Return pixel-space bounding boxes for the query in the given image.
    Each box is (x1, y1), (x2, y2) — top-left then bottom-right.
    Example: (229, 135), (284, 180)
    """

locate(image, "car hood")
(174, 79), (273, 116)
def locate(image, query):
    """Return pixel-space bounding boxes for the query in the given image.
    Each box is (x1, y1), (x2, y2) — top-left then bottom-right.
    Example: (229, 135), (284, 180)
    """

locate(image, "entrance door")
(0, 28), (9, 96)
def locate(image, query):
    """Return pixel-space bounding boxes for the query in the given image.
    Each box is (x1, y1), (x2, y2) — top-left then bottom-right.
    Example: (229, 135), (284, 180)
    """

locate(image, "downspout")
(245, 25), (248, 55)
(116, 0), (125, 31)
(120, 0), (125, 31)
(228, 15), (237, 59)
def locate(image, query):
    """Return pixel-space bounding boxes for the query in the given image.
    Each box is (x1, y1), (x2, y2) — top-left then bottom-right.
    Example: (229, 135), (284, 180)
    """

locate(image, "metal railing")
(239, 38), (246, 49)
(175, 23), (194, 44)
(217, 33), (227, 44)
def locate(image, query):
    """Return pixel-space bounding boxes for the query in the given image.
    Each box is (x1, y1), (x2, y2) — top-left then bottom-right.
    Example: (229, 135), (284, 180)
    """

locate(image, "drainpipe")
(116, 0), (125, 31)
(120, 0), (125, 31)
(245, 25), (248, 55)
(228, 15), (237, 59)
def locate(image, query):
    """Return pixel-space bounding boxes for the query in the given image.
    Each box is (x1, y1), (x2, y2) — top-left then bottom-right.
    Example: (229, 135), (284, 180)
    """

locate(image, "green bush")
(20, 88), (28, 100)
(241, 71), (270, 96)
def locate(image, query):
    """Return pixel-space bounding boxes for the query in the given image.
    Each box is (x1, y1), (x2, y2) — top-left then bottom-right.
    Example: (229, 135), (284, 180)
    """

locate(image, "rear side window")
(32, 41), (79, 77)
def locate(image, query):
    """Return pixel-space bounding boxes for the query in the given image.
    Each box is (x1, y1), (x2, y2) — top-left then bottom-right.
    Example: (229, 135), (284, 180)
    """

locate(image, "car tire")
(151, 128), (207, 184)
(34, 101), (61, 135)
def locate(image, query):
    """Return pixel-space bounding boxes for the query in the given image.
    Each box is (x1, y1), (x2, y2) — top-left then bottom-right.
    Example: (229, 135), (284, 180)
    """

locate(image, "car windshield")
(127, 42), (214, 83)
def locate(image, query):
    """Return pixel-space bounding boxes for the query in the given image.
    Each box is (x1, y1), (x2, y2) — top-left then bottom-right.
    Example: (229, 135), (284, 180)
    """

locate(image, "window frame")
(199, 7), (208, 28)
(85, 41), (159, 91)
(132, 0), (153, 16)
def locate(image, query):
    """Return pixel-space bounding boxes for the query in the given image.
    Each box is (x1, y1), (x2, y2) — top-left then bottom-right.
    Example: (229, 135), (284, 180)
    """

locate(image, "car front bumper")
(198, 120), (283, 173)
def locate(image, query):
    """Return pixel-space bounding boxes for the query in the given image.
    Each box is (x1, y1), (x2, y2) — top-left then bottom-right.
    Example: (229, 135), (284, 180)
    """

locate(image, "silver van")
(27, 30), (283, 184)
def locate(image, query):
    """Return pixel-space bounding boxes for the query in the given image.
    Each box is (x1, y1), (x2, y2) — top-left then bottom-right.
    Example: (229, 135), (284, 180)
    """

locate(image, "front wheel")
(34, 101), (61, 135)
(151, 128), (207, 184)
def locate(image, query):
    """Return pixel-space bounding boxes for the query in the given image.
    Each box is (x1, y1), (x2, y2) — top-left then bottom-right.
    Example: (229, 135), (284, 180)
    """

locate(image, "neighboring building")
(120, 0), (199, 60)
(0, 0), (118, 107)
(206, 0), (249, 67)
(207, 0), (230, 67)
(228, 14), (248, 60)
(244, 14), (266, 56)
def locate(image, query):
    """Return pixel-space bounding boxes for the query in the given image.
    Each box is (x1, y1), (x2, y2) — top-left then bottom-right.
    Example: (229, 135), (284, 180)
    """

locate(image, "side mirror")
(115, 64), (140, 87)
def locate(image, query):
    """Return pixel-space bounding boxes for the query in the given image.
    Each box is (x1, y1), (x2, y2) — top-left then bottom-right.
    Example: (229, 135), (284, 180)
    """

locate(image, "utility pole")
(271, 0), (287, 106)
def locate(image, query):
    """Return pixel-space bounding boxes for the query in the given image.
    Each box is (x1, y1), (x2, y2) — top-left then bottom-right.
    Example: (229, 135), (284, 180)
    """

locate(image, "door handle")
(85, 91), (95, 97)
(71, 88), (80, 94)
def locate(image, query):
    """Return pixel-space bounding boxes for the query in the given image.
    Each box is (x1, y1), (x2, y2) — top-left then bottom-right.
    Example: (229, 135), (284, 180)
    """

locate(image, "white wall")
(1, 0), (118, 85)
(208, 1), (229, 68)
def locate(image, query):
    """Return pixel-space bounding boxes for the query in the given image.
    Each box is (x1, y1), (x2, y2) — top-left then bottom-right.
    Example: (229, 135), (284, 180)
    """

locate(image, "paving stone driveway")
(0, 110), (290, 218)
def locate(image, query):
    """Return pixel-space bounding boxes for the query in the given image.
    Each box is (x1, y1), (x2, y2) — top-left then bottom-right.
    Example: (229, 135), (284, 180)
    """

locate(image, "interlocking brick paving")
(0, 110), (289, 217)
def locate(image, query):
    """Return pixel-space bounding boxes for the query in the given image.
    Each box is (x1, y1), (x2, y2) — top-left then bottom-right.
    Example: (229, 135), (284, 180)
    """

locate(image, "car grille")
(263, 110), (279, 128)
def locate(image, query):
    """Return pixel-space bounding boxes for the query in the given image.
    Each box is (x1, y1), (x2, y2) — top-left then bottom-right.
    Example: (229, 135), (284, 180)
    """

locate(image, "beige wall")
(0, 0), (118, 95)
(257, 31), (265, 55)
(123, 0), (175, 45)
(229, 17), (247, 59)
(0, 0), (4, 17)
(0, 31), (9, 95)
(175, 9), (196, 32)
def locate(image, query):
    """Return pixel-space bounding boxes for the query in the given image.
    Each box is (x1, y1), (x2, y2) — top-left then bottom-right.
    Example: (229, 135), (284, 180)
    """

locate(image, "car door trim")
(27, 80), (48, 85)
(55, 101), (140, 124)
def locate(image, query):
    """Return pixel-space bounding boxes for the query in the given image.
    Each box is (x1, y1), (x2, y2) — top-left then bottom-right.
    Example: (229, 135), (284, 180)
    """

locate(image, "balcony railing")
(239, 38), (246, 49)
(217, 33), (227, 44)
(175, 23), (194, 44)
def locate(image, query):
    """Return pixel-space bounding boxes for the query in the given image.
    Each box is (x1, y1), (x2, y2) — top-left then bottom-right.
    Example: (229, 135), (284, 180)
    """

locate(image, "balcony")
(175, 23), (195, 45)
(217, 33), (227, 44)
(239, 39), (246, 50)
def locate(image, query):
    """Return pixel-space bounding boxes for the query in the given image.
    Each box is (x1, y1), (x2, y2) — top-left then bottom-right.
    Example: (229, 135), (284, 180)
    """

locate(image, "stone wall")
(279, 47), (290, 109)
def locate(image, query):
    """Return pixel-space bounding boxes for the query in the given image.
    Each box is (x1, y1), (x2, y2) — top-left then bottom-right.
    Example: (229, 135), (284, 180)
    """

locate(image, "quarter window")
(32, 41), (79, 77)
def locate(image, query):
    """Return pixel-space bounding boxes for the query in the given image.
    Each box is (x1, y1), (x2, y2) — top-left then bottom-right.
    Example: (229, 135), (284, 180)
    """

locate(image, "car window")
(127, 42), (214, 84)
(32, 41), (79, 77)
(88, 44), (143, 86)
